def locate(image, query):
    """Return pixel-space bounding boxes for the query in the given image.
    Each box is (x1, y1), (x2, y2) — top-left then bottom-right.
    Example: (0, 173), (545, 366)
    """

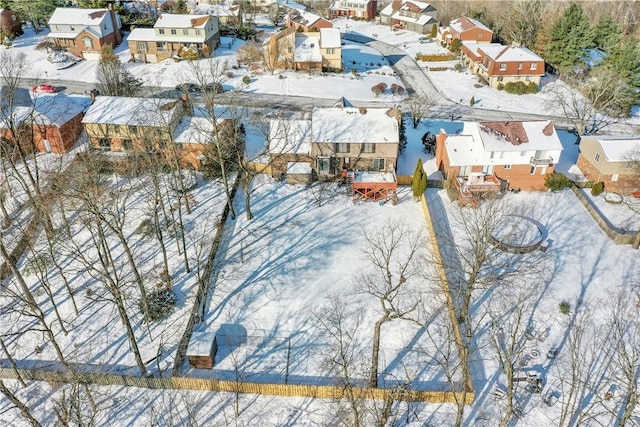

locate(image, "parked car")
(419, 37), (432, 43)
(202, 82), (224, 93)
(546, 347), (558, 359)
(31, 83), (56, 93)
(175, 83), (200, 93)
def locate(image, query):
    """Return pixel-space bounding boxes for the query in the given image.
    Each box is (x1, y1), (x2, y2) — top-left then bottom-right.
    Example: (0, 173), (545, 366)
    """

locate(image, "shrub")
(226, 71), (234, 78)
(415, 53), (457, 62)
(242, 75), (251, 85)
(504, 81), (527, 95)
(470, 96), (475, 106)
(544, 172), (572, 191)
(141, 288), (177, 322)
(591, 181), (605, 196)
(390, 83), (405, 95)
(559, 301), (571, 315)
(454, 63), (463, 72)
(450, 38), (461, 53)
(371, 82), (387, 97)
(497, 83), (505, 90)
(526, 81), (538, 94)
(23, 254), (53, 277)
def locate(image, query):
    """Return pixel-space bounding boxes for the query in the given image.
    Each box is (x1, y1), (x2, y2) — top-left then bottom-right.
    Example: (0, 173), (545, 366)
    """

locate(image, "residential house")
(328, 0), (377, 20)
(0, 8), (23, 38)
(82, 96), (232, 169)
(435, 121), (563, 198)
(128, 13), (220, 63)
(438, 16), (492, 46)
(380, 0), (438, 34)
(268, 119), (314, 183)
(461, 43), (545, 88)
(0, 91), (87, 154)
(264, 27), (342, 72)
(284, 9), (332, 32)
(576, 135), (640, 194)
(311, 106), (400, 177)
(47, 6), (122, 59)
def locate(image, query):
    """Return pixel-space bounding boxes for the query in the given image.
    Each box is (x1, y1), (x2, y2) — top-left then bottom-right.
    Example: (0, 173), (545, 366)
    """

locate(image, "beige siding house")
(577, 135), (640, 194)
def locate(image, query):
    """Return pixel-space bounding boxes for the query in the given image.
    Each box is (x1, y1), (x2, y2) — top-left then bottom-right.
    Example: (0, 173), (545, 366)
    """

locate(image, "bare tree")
(358, 219), (425, 388)
(406, 95), (437, 128)
(0, 380), (42, 427)
(52, 382), (100, 427)
(314, 295), (367, 427)
(496, 0), (548, 47)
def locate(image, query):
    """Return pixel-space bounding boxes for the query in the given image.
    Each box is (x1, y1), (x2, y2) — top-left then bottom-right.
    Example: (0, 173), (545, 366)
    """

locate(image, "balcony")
(530, 156), (553, 166)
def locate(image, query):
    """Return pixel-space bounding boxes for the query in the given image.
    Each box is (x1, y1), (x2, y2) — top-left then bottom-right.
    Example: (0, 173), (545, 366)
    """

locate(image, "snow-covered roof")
(154, 13), (210, 29)
(82, 96), (180, 126)
(355, 171), (396, 183)
(173, 116), (217, 144)
(1, 93), (88, 128)
(390, 11), (437, 26)
(287, 161), (312, 174)
(278, 0), (307, 11)
(444, 121), (562, 165)
(320, 28), (341, 49)
(589, 135), (640, 162)
(403, 0), (433, 10)
(461, 42), (502, 56)
(449, 16), (491, 34)
(196, 4), (240, 17)
(295, 34), (321, 63)
(312, 107), (399, 144)
(479, 44), (543, 63)
(288, 9), (323, 27)
(187, 332), (216, 357)
(269, 119), (312, 155)
(380, 3), (395, 15)
(49, 8), (109, 26)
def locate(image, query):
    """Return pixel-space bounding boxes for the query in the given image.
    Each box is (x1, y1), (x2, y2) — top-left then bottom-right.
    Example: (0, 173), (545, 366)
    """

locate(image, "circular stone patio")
(490, 215), (545, 254)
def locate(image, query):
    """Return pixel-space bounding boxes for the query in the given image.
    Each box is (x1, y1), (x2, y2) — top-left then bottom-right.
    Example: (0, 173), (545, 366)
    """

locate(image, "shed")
(286, 161), (312, 185)
(186, 332), (217, 369)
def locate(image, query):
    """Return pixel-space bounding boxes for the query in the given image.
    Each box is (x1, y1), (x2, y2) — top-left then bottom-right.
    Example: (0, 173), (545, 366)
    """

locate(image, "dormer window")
(159, 28), (165, 34)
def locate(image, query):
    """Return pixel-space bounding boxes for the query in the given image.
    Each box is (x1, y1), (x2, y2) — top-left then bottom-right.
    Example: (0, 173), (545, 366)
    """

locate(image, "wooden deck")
(347, 171), (398, 202)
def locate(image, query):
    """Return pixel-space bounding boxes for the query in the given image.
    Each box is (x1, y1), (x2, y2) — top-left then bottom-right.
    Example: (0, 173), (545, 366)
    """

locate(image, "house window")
(287, 46), (292, 53)
(82, 36), (93, 49)
(363, 143), (375, 153)
(526, 76), (530, 81)
(530, 165), (536, 175)
(156, 42), (166, 51)
(497, 76), (504, 82)
(136, 41), (148, 51)
(499, 64), (507, 71)
(594, 153), (600, 162)
(337, 142), (349, 153)
(504, 164), (511, 169)
(98, 138), (110, 150)
(55, 25), (60, 31)
(627, 161), (635, 168)
(530, 63), (537, 70)
(490, 152), (495, 159)
(372, 158), (385, 170)
(478, 33), (483, 39)
(318, 157), (331, 172)
(327, 48), (335, 54)
(517, 63), (522, 70)
(482, 164), (494, 175)
(183, 29), (189, 35)
(612, 174), (619, 182)
(159, 28), (165, 34)
(196, 29), (202, 35)
(113, 124), (120, 134)
(171, 29), (177, 35)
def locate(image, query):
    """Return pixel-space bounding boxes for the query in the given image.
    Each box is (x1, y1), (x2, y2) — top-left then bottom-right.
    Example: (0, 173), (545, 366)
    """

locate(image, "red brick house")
(0, 93), (88, 154)
(438, 16), (492, 46)
(435, 121), (563, 200)
(284, 9), (333, 32)
(576, 135), (640, 194)
(0, 8), (23, 38)
(461, 43), (545, 88)
(47, 6), (123, 59)
(328, 0), (377, 20)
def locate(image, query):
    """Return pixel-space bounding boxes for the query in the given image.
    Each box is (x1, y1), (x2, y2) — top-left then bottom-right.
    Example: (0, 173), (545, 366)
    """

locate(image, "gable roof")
(82, 96), (180, 127)
(288, 9), (325, 28)
(154, 13), (210, 29)
(320, 28), (341, 49)
(449, 16), (491, 34)
(312, 107), (399, 144)
(295, 33), (321, 63)
(0, 93), (88, 128)
(48, 7), (120, 39)
(479, 44), (543, 63)
(586, 135), (640, 162)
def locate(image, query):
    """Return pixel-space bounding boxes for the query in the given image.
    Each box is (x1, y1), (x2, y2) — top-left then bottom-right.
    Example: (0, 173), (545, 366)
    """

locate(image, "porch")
(455, 173), (501, 207)
(347, 170), (398, 203)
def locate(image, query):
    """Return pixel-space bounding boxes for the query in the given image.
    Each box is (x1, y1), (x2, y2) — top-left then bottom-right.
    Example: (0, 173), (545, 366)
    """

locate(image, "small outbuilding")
(186, 332), (218, 369)
(286, 161), (312, 185)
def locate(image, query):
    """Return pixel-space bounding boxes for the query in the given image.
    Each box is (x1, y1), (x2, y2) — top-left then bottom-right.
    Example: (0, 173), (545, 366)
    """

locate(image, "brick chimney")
(108, 3), (123, 46)
(181, 94), (193, 116)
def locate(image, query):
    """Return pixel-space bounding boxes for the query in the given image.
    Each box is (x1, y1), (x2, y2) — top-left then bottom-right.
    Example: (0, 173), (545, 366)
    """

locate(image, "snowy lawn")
(0, 170), (232, 375)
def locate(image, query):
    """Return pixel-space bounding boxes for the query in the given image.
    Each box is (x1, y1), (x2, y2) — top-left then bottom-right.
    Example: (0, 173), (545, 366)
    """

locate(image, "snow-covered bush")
(141, 288), (177, 321)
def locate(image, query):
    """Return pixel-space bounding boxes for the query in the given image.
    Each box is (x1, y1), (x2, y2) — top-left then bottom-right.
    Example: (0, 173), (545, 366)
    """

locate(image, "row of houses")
(1, 91), (638, 197)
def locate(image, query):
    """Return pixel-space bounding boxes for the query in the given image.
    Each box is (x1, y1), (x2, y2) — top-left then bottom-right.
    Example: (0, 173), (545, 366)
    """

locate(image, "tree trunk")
(243, 172), (253, 221)
(0, 380), (42, 427)
(369, 317), (386, 388)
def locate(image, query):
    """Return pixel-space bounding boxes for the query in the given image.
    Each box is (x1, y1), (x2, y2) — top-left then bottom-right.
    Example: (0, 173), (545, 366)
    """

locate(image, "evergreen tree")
(411, 159), (427, 201)
(545, 3), (594, 72)
(450, 38), (461, 53)
(593, 14), (621, 52)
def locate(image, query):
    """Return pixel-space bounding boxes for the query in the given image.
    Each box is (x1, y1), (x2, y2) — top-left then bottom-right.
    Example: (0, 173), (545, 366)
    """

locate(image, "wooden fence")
(396, 175), (444, 188)
(570, 186), (640, 248)
(0, 367), (472, 404)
